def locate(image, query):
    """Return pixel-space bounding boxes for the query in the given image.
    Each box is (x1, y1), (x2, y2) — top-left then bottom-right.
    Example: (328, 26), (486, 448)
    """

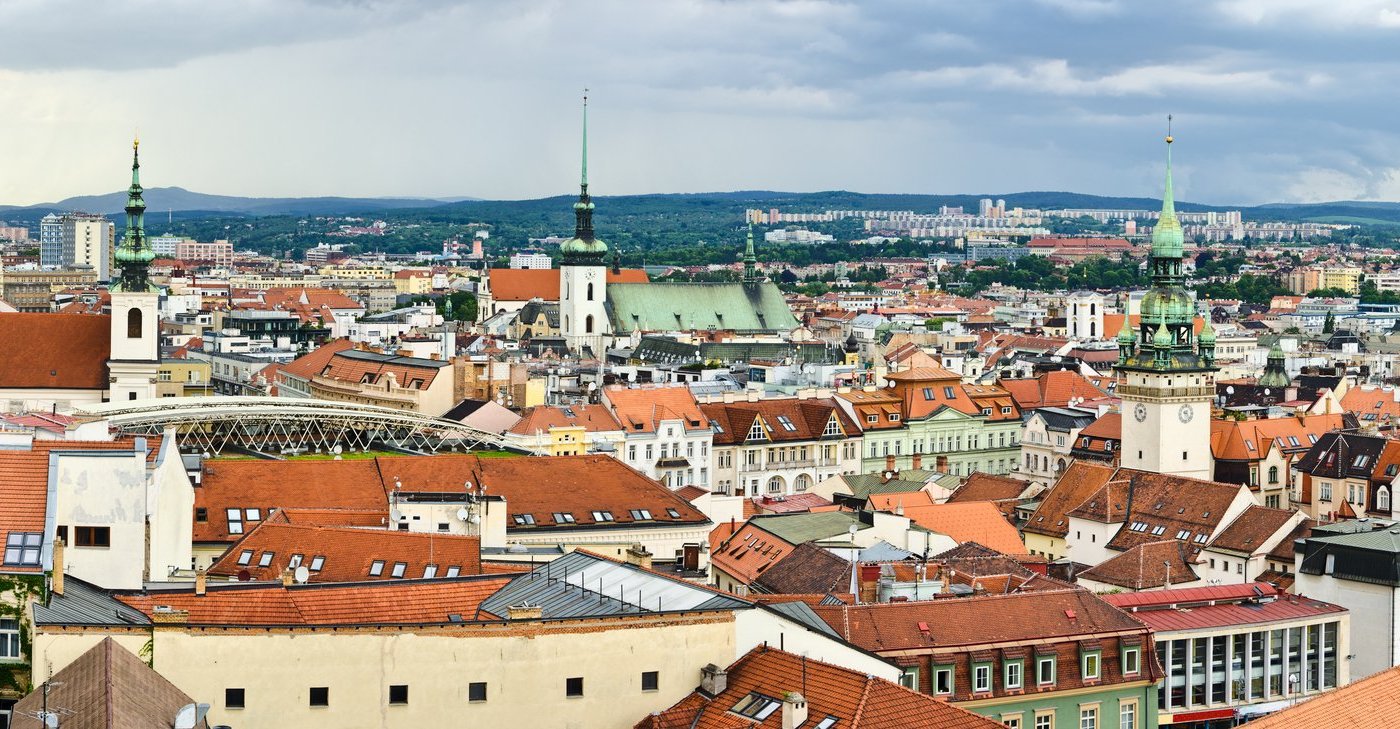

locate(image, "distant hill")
(0, 187), (468, 219)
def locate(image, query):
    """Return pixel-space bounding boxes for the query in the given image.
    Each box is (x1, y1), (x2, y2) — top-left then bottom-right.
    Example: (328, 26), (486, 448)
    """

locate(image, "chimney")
(885, 454), (896, 473)
(700, 664), (728, 696)
(912, 453), (922, 470)
(625, 544), (653, 570)
(281, 568), (294, 586)
(782, 692), (808, 729)
(195, 567), (207, 596)
(936, 454), (948, 472)
(507, 603), (544, 621)
(51, 537), (65, 596)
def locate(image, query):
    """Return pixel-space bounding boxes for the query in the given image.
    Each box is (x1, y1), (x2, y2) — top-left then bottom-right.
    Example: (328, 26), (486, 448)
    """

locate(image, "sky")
(3, 0), (1400, 207)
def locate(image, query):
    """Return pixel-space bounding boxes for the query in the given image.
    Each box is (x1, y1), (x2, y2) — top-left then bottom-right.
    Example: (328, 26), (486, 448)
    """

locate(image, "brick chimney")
(51, 537), (65, 596)
(782, 692), (808, 729)
(936, 454), (949, 472)
(885, 454), (896, 473)
(195, 567), (207, 596)
(912, 453), (923, 470)
(625, 544), (653, 570)
(281, 568), (294, 586)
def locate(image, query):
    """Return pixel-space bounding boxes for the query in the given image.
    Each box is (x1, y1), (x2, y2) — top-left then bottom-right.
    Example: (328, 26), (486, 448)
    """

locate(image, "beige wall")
(36, 615), (736, 729)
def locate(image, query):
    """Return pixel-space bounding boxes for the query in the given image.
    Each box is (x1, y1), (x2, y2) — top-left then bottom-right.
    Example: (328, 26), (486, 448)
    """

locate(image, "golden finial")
(133, 132), (140, 150)
(1165, 114), (1173, 144)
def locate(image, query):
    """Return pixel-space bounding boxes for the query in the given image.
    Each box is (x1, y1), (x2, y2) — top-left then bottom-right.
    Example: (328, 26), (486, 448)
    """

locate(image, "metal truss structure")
(76, 396), (516, 456)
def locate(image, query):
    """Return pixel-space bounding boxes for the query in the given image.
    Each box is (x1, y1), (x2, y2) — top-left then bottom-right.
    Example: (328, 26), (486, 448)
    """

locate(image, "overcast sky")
(3, 0), (1400, 206)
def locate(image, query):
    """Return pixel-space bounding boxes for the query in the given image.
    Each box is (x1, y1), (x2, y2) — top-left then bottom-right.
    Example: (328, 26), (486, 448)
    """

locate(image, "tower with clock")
(558, 94), (610, 355)
(1114, 123), (1217, 480)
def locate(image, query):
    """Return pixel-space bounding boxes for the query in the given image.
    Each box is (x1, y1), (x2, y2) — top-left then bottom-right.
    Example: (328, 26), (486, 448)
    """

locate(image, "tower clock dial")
(1133, 403), (1147, 422)
(1178, 404), (1194, 423)
(583, 268), (598, 280)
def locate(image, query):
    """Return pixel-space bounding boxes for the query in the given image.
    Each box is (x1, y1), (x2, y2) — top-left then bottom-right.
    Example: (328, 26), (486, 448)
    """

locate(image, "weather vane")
(1166, 114), (1173, 144)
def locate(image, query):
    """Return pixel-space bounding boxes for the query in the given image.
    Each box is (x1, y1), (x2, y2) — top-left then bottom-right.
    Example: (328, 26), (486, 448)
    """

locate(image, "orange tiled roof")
(318, 349), (445, 390)
(279, 338), (356, 381)
(1023, 460), (1116, 538)
(1341, 385), (1400, 422)
(636, 646), (1004, 729)
(489, 268), (648, 302)
(507, 404), (622, 435)
(998, 370), (1111, 410)
(604, 385), (709, 433)
(206, 517), (481, 583)
(709, 521), (797, 585)
(0, 451), (51, 573)
(0, 313), (111, 390)
(896, 502), (1026, 556)
(949, 473), (1027, 504)
(115, 575), (513, 626)
(701, 398), (858, 446)
(1242, 659), (1400, 729)
(1210, 413), (1343, 462)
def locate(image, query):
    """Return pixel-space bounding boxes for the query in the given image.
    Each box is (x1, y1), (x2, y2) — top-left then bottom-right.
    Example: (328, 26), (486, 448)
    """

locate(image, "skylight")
(237, 549), (253, 566)
(309, 556), (325, 571)
(369, 560), (385, 576)
(2, 533), (40, 567)
(391, 562), (407, 578)
(258, 552), (275, 568)
(776, 415), (797, 431)
(732, 693), (781, 720)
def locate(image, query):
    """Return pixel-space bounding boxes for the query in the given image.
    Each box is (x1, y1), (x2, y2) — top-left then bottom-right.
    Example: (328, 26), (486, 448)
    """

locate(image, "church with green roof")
(557, 98), (799, 356)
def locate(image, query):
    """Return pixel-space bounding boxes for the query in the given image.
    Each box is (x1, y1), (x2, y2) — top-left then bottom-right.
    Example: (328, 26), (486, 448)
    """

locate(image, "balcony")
(1116, 384), (1214, 400)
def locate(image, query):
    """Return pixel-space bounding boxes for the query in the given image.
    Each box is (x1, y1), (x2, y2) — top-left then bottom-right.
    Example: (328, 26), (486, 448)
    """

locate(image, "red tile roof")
(278, 338), (356, 381)
(0, 451), (51, 574)
(206, 517), (481, 583)
(507, 404), (622, 435)
(709, 520), (797, 585)
(318, 349), (445, 389)
(1243, 660), (1400, 729)
(998, 370), (1110, 410)
(1023, 460), (1115, 538)
(115, 575), (513, 626)
(701, 398), (858, 446)
(1210, 413), (1344, 462)
(1076, 540), (1200, 590)
(0, 313), (111, 389)
(490, 268), (648, 302)
(948, 473), (1027, 504)
(604, 386), (709, 433)
(636, 646), (1004, 729)
(1208, 506), (1301, 555)
(896, 502), (1027, 556)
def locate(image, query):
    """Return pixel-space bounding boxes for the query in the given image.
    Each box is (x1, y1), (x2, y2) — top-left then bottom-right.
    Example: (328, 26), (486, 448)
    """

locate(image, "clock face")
(1133, 403), (1147, 422)
(1178, 404), (1194, 423)
(583, 268), (598, 280)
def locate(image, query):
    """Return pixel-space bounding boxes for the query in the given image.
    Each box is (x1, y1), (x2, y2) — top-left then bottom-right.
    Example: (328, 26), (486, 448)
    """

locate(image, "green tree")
(1323, 311), (1336, 334)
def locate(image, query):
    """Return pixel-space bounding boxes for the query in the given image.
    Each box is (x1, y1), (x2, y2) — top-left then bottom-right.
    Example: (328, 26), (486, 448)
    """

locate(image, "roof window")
(390, 562), (407, 578)
(630, 509), (653, 520)
(310, 555), (325, 571)
(666, 508), (682, 518)
(732, 693), (782, 721)
(258, 551), (275, 568)
(776, 415), (797, 432)
(445, 566), (461, 577)
(423, 564), (438, 579)
(553, 512), (576, 524)
(1150, 525), (1166, 536)
(592, 511), (615, 522)
(236, 549), (254, 566)
(369, 560), (385, 576)
(513, 514), (536, 526)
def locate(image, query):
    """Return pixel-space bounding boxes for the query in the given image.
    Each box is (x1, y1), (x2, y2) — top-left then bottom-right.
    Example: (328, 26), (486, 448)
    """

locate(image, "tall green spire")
(112, 136), (156, 292)
(1150, 115), (1184, 260)
(561, 90), (607, 263)
(742, 225), (758, 284)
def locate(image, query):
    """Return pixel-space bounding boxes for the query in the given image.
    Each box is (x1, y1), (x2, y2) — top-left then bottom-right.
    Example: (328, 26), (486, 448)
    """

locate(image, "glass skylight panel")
(237, 549), (253, 565)
(309, 556), (325, 571)
(391, 562), (407, 578)
(369, 560), (385, 576)
(423, 564), (438, 578)
(445, 566), (460, 577)
(257, 551), (274, 567)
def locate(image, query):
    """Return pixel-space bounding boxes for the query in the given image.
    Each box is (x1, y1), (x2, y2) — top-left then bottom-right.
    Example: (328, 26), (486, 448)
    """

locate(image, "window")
(1080, 706), (1098, 729)
(934, 666), (953, 694)
(1268, 466), (1280, 484)
(513, 514), (536, 525)
(369, 560), (385, 576)
(1380, 486), (1391, 512)
(566, 677), (584, 697)
(944, 386), (957, 398)
(1083, 652), (1101, 681)
(642, 671), (659, 691)
(776, 415), (797, 431)
(1035, 713), (1054, 729)
(389, 684), (409, 705)
(1037, 656), (1056, 686)
(468, 682), (487, 702)
(257, 551), (274, 568)
(630, 509), (653, 520)
(127, 307), (142, 338)
(226, 508), (244, 535)
(245, 508), (262, 522)
(1004, 717), (1022, 729)
(445, 566), (461, 577)
(666, 508), (681, 518)
(225, 688), (245, 709)
(748, 420), (766, 441)
(899, 667), (919, 690)
(1123, 647), (1140, 675)
(423, 564), (438, 578)
(592, 511), (614, 522)
(288, 554), (304, 568)
(390, 562), (407, 578)
(974, 664), (992, 693)
(309, 555), (325, 572)
(1320, 482), (1333, 501)
(195, 508), (208, 523)
(823, 416), (841, 437)
(1119, 701), (1136, 729)
(71, 523), (109, 545)
(1005, 661), (1023, 689)
(553, 512), (576, 524)
(733, 693), (781, 720)
(923, 387), (935, 400)
(310, 687), (329, 707)
(236, 549), (254, 566)
(0, 618), (21, 660)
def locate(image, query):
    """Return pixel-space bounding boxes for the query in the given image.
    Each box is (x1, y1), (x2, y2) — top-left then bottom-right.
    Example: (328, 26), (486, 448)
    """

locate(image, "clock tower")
(559, 93), (609, 356)
(1115, 124), (1217, 480)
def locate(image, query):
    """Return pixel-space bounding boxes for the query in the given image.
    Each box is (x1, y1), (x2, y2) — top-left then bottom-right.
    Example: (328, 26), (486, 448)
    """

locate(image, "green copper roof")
(743, 225), (757, 283)
(1198, 318), (1216, 345)
(1152, 317), (1173, 347)
(1150, 134), (1184, 259)
(112, 137), (157, 293)
(1259, 343), (1290, 388)
(605, 281), (799, 334)
(561, 93), (607, 262)
(1116, 316), (1136, 344)
(751, 511), (866, 545)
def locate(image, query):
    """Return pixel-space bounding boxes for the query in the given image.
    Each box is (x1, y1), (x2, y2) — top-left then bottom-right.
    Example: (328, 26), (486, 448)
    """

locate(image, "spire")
(561, 90), (606, 263)
(113, 135), (155, 292)
(1150, 115), (1184, 259)
(742, 225), (758, 284)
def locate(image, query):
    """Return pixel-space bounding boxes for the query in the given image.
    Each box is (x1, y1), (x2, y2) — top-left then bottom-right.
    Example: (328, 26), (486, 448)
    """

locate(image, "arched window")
(587, 282), (594, 301)
(126, 308), (142, 338)
(585, 315), (594, 333)
(564, 316), (570, 332)
(767, 476), (785, 494)
(1380, 486), (1391, 513)
(794, 474), (812, 492)
(1089, 321), (1097, 337)
(1268, 466), (1279, 484)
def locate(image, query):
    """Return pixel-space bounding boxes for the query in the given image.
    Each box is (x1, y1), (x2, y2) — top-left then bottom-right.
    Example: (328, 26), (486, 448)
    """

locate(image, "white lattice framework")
(75, 396), (515, 455)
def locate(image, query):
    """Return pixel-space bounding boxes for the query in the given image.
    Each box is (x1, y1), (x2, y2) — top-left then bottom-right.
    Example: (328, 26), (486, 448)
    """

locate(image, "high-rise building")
(63, 212), (115, 280)
(1115, 130), (1217, 480)
(39, 213), (64, 267)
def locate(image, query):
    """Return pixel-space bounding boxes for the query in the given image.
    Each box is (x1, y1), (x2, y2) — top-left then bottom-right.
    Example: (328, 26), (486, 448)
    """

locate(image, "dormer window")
(889, 413), (900, 422)
(747, 420), (766, 441)
(823, 416), (842, 437)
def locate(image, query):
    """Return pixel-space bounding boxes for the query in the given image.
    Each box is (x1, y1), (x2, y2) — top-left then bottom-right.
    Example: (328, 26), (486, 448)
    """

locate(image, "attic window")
(1129, 522), (1147, 532)
(258, 551), (275, 568)
(226, 509), (245, 535)
(823, 416), (842, 437)
(390, 562), (407, 578)
(944, 386), (957, 398)
(1245, 440), (1256, 451)
(592, 511), (615, 522)
(666, 508), (682, 518)
(889, 414), (901, 422)
(981, 408), (992, 416)
(369, 560), (385, 576)
(1175, 529), (1191, 540)
(445, 566), (461, 577)
(713, 423), (724, 433)
(1151, 526), (1166, 536)
(1193, 533), (1208, 544)
(310, 556), (325, 571)
(1001, 406), (1012, 414)
(776, 415), (797, 432)
(361, 373), (375, 384)
(630, 509), (653, 520)
(513, 514), (536, 526)
(866, 415), (878, 424)
(288, 554), (304, 568)
(237, 549), (254, 566)
(553, 512), (576, 524)
(747, 420), (766, 441)
(1288, 436), (1301, 447)
(1309, 434), (1319, 444)
(1353, 455), (1371, 468)
(423, 564), (438, 579)
(923, 387), (935, 400)
(732, 693), (782, 720)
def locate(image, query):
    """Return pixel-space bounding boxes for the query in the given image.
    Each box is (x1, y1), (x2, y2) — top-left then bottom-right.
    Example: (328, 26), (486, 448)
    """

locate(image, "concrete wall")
(1293, 570), (1398, 679)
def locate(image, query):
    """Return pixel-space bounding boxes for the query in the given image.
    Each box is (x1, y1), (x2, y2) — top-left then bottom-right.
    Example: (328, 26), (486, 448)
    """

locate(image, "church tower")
(107, 137), (160, 402)
(1116, 123), (1217, 480)
(559, 94), (609, 355)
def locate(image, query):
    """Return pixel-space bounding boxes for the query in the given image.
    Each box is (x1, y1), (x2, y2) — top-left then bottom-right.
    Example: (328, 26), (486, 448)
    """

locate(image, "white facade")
(107, 290), (161, 402)
(618, 417), (713, 490)
(509, 251), (553, 269)
(1119, 368), (1214, 480)
(1067, 291), (1106, 340)
(560, 260), (609, 353)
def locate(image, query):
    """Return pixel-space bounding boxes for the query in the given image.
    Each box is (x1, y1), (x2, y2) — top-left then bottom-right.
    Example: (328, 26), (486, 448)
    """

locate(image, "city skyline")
(3, 1), (1400, 207)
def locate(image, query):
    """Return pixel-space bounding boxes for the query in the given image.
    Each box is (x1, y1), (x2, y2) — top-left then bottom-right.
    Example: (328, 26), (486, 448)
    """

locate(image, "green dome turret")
(112, 136), (157, 292)
(560, 92), (608, 263)
(1259, 342), (1291, 388)
(1198, 318), (1216, 345)
(1151, 120), (1184, 260)
(1153, 318), (1173, 348)
(1117, 317), (1135, 345)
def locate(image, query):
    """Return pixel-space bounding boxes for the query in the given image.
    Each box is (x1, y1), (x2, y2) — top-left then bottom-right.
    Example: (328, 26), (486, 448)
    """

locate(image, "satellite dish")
(174, 703), (201, 729)
(236, 569), (251, 582)
(294, 566), (311, 584)
(456, 508), (471, 521)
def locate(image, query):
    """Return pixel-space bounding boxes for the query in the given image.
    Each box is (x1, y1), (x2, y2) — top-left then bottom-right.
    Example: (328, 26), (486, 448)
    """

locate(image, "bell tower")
(107, 137), (160, 402)
(559, 92), (609, 356)
(1116, 120), (1217, 480)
